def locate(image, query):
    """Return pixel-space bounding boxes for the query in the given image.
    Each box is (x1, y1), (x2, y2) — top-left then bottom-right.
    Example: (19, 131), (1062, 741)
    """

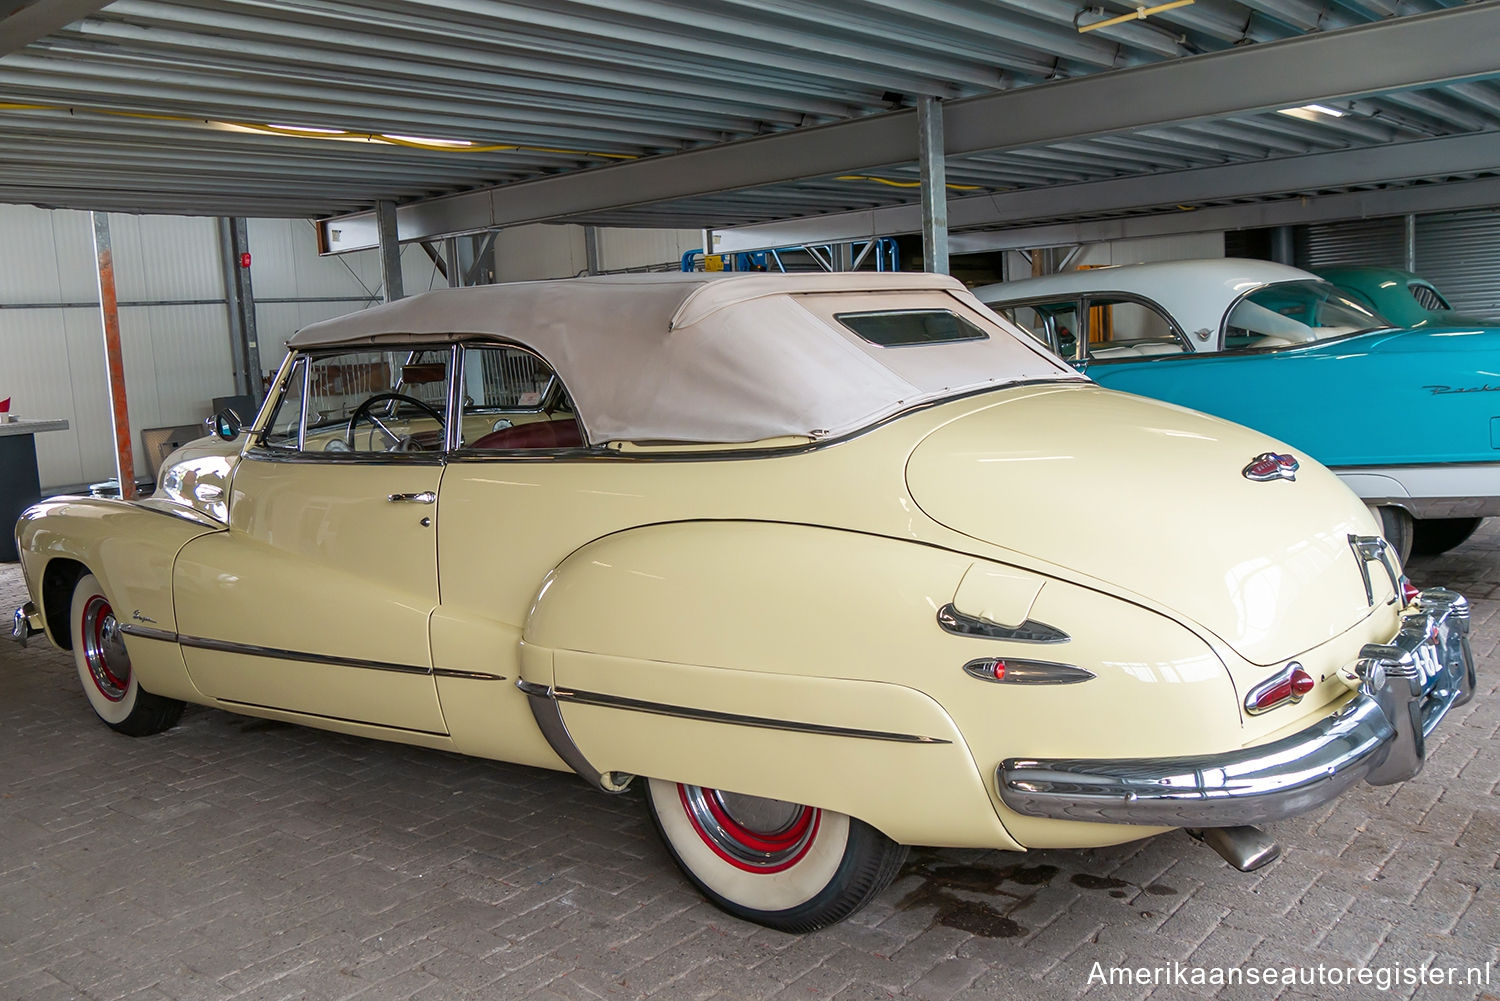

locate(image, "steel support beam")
(942, 174), (1500, 256)
(217, 217), (261, 401)
(583, 226), (601, 276)
(376, 200), (403, 302)
(918, 97), (949, 275)
(318, 5), (1500, 253)
(0, 1), (111, 57)
(89, 211), (136, 500)
(716, 131), (1500, 253)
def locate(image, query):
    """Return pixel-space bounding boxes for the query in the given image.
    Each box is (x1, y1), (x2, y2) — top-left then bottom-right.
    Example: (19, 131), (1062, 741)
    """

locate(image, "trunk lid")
(905, 384), (1384, 667)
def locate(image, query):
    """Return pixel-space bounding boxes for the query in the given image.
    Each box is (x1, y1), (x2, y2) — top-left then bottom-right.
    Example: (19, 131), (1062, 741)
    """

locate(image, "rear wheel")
(69, 573), (184, 736)
(1369, 505), (1413, 565)
(644, 778), (907, 932)
(1411, 517), (1483, 557)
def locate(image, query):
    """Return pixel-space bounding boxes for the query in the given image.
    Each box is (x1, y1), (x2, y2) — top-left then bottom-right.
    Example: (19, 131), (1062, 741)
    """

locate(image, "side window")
(1083, 298), (1187, 361)
(458, 344), (584, 451)
(261, 357), (307, 449)
(992, 301), (1081, 361)
(258, 348), (451, 455)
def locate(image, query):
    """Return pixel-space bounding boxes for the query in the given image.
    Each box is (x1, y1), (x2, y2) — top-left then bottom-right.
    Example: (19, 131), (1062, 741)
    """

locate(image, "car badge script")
(1243, 452), (1299, 482)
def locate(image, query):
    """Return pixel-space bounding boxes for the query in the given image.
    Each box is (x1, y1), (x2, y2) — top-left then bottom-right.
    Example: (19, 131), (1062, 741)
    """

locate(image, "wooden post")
(90, 211), (136, 499)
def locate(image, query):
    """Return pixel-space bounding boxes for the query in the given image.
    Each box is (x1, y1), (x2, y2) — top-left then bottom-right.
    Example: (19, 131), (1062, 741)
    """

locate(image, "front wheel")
(644, 778), (907, 932)
(69, 573), (184, 736)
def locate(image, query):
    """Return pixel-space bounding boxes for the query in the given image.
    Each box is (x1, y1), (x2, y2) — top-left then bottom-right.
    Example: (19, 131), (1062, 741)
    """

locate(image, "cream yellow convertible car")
(10, 273), (1475, 932)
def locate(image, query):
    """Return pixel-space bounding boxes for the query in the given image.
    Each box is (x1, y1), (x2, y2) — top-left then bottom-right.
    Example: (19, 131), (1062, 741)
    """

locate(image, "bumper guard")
(998, 588), (1475, 827)
(11, 602), (42, 648)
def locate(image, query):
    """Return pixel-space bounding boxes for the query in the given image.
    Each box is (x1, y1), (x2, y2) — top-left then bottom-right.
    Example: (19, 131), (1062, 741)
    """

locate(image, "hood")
(905, 384), (1381, 666)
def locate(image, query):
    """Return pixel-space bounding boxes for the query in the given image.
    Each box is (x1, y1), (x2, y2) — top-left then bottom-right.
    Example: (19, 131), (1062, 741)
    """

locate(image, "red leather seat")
(470, 419), (584, 450)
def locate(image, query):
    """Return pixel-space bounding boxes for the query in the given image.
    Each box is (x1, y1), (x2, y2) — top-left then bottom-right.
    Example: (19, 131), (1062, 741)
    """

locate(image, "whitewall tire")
(69, 573), (183, 736)
(645, 778), (907, 932)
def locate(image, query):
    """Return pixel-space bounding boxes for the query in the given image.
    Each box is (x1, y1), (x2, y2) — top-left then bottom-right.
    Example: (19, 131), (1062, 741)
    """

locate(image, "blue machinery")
(682, 238), (899, 273)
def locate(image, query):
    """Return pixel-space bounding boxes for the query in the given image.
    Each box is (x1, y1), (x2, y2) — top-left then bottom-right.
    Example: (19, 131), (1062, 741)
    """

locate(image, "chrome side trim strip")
(119, 624), (432, 676)
(515, 681), (629, 794)
(937, 603), (1069, 644)
(552, 686), (952, 745)
(117, 623), (177, 643)
(433, 668), (506, 682)
(214, 698), (448, 738)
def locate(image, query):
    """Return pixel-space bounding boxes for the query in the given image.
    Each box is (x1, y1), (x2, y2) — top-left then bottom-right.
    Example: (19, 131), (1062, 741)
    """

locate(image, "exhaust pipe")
(1189, 826), (1281, 872)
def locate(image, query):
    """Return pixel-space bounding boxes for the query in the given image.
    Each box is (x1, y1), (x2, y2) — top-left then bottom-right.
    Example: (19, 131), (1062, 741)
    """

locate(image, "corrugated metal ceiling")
(1, 0), (1497, 233)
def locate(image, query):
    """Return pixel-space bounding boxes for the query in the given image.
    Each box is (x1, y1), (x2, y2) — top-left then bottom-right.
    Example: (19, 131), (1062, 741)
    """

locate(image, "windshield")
(1223, 280), (1389, 349)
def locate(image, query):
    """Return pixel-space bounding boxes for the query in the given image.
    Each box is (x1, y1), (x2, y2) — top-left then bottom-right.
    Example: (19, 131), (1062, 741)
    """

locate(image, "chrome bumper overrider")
(11, 602), (42, 648)
(998, 588), (1475, 828)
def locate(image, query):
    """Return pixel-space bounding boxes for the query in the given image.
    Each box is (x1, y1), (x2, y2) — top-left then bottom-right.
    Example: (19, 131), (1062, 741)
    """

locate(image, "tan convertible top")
(288, 272), (1080, 444)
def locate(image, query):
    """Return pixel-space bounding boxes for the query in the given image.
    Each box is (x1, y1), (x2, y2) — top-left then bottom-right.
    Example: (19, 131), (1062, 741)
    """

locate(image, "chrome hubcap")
(81, 595), (130, 702)
(679, 785), (819, 873)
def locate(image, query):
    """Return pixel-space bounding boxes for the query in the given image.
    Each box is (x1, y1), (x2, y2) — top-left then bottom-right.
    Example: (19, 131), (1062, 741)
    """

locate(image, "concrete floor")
(1, 526), (1496, 1001)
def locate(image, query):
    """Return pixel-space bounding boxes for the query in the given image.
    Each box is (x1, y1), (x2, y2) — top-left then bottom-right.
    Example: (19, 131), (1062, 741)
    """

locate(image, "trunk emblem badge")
(1243, 452), (1299, 482)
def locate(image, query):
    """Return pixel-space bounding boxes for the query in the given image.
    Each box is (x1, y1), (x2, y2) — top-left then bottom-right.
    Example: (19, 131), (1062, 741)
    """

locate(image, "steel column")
(217, 218), (261, 401)
(918, 96), (949, 275)
(1404, 214), (1417, 272)
(89, 212), (136, 500)
(445, 237), (462, 287)
(584, 226), (601, 275)
(376, 199), (404, 302)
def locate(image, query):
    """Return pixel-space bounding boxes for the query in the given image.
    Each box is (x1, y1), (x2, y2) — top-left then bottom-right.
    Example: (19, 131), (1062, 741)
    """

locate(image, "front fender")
(16, 496), (220, 702)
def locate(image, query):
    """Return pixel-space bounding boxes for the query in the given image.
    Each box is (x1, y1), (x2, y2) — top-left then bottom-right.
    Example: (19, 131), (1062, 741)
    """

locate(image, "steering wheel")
(346, 392), (446, 450)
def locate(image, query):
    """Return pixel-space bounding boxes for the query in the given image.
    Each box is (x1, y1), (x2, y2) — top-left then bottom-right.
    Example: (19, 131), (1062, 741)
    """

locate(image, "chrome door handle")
(387, 491), (436, 504)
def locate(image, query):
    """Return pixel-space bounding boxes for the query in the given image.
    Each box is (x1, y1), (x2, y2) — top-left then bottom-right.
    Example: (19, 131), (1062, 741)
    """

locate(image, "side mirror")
(209, 408), (242, 441)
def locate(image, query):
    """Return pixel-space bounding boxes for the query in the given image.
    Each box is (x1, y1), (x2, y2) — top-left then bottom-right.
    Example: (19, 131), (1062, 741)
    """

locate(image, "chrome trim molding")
(937, 603), (1069, 644)
(1349, 533), (1402, 607)
(515, 681), (632, 794)
(432, 668), (506, 682)
(962, 657), (1094, 685)
(1242, 661), (1312, 716)
(11, 602), (40, 648)
(214, 699), (449, 738)
(552, 686), (952, 744)
(998, 587), (1475, 827)
(119, 625), (433, 676)
(117, 623), (177, 644)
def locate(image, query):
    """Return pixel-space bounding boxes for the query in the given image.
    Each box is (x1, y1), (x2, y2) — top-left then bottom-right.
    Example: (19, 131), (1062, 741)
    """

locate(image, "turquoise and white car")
(976, 259), (1500, 560)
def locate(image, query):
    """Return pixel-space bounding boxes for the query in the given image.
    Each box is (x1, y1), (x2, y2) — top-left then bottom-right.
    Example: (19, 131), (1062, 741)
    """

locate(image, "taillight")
(1245, 662), (1316, 715)
(1401, 579), (1420, 605)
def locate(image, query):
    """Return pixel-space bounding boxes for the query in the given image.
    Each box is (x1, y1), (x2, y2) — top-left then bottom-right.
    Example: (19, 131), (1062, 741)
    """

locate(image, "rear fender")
(522, 520), (1022, 850)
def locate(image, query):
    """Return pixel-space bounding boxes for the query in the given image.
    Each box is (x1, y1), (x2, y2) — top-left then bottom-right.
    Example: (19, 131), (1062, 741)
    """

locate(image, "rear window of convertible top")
(836, 309), (990, 347)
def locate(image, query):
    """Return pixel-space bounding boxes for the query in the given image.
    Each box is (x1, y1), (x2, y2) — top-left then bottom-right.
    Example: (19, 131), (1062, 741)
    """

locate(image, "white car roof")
(287, 272), (1081, 446)
(972, 258), (1323, 340)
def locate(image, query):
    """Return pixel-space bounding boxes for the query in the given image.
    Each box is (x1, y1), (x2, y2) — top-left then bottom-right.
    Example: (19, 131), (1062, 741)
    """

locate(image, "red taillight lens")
(1246, 663), (1315, 715)
(989, 660), (1007, 681)
(1401, 579), (1420, 605)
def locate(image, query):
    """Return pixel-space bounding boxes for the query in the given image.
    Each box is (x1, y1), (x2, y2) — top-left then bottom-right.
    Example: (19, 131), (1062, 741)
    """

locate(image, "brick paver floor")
(2, 525), (1496, 1001)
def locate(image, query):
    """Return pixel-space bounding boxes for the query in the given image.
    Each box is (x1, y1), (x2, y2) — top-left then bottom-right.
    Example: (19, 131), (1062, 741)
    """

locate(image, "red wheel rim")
(679, 784), (820, 873)
(80, 594), (130, 702)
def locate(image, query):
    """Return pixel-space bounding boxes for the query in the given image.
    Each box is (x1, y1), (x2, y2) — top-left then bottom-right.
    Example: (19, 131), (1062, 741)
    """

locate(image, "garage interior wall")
(1, 207), (710, 490)
(1001, 232), (1226, 281)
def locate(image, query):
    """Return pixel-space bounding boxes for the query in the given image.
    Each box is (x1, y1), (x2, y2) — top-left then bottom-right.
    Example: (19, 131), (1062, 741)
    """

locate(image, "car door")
(172, 346), (452, 734)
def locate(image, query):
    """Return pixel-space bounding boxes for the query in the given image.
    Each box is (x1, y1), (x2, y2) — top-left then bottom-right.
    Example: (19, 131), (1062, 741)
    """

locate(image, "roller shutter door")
(1414, 209), (1500, 318)
(1296, 218), (1405, 269)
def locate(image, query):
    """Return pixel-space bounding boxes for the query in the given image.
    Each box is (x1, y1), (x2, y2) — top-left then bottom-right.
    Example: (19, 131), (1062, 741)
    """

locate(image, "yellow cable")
(835, 174), (983, 191)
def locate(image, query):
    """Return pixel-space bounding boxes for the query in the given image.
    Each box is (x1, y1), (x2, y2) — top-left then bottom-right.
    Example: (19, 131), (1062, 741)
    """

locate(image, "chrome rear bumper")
(998, 588), (1475, 828)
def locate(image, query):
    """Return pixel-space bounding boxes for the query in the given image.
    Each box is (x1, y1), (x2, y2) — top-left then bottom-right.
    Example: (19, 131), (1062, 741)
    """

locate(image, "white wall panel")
(497, 223), (587, 281)
(134, 216), (225, 301)
(0, 204), (66, 303)
(598, 227), (699, 271)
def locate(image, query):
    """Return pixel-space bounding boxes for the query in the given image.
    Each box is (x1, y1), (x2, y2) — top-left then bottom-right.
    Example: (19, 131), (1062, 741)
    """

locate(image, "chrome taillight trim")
(1348, 533), (1402, 607)
(962, 658), (1094, 685)
(937, 603), (1069, 644)
(1243, 661), (1312, 716)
